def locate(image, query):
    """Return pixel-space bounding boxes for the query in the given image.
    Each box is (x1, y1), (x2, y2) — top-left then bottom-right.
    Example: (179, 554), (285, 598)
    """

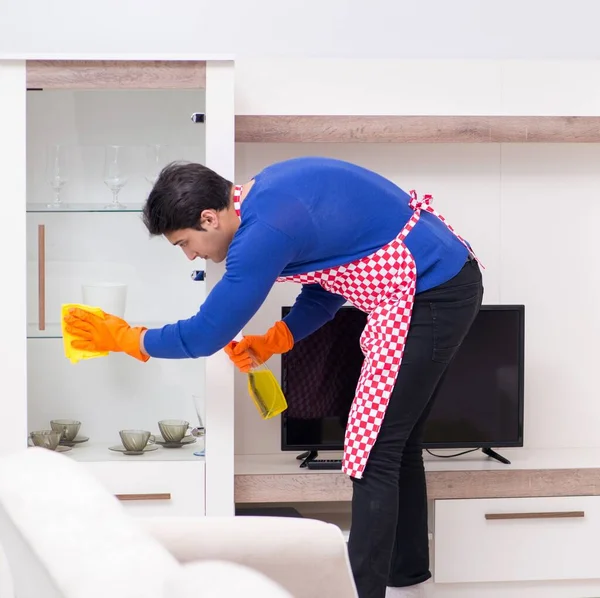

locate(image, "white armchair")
(0, 448), (357, 598)
(140, 515), (357, 597)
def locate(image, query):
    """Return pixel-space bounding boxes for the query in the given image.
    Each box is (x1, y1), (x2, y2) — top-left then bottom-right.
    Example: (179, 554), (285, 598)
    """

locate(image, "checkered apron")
(233, 186), (482, 478)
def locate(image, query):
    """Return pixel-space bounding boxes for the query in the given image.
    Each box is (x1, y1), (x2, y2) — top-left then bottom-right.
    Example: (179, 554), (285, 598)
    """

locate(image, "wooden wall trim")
(234, 468), (600, 503)
(235, 115), (600, 143)
(26, 60), (206, 90)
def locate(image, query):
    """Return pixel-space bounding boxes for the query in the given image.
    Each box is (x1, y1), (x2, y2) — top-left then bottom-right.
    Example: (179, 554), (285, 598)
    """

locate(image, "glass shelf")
(27, 322), (167, 339)
(62, 440), (205, 463)
(26, 203), (145, 213)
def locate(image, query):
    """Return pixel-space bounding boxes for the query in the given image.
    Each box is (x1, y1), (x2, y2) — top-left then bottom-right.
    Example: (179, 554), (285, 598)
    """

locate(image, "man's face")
(165, 209), (232, 263)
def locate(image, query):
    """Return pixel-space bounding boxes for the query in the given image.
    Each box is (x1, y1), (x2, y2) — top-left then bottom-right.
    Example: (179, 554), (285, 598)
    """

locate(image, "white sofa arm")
(166, 560), (293, 598)
(139, 516), (357, 598)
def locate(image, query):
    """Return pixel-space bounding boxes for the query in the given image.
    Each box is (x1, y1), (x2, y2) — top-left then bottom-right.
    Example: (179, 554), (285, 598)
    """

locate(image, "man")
(65, 156), (484, 598)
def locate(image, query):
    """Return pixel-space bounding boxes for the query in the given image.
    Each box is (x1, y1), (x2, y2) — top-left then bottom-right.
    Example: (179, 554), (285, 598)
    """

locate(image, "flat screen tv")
(280, 304), (524, 453)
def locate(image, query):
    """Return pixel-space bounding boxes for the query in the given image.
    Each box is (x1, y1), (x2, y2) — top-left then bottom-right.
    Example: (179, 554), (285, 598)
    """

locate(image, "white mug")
(82, 282), (127, 318)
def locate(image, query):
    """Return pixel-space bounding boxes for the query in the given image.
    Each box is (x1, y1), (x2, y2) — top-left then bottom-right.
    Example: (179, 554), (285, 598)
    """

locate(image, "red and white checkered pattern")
(233, 187), (481, 478)
(233, 185), (243, 214)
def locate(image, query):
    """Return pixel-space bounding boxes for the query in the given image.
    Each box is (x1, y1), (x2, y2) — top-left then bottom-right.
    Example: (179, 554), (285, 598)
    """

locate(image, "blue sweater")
(143, 157), (469, 359)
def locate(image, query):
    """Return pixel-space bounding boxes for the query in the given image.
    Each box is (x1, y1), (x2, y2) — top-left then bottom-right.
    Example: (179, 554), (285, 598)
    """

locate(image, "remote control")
(306, 459), (342, 470)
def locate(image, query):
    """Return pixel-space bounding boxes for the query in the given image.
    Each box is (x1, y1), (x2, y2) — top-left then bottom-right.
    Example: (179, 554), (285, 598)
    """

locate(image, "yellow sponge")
(61, 303), (109, 364)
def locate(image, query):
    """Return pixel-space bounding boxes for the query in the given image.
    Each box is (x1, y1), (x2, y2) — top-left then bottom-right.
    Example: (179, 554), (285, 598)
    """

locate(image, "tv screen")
(280, 305), (524, 451)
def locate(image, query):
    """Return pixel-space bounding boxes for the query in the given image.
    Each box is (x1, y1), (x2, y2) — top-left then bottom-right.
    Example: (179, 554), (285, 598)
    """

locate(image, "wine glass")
(191, 394), (205, 438)
(191, 393), (205, 457)
(103, 145), (128, 210)
(46, 145), (69, 208)
(144, 144), (168, 187)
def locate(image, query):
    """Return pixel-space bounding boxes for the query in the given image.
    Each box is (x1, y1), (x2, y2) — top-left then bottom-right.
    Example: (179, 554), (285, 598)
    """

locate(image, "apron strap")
(233, 184), (243, 217)
(408, 190), (484, 269)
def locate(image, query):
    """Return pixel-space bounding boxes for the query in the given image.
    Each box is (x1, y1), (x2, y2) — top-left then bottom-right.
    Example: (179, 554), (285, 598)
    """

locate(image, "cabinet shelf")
(27, 321), (169, 339)
(26, 60), (207, 90)
(26, 203), (145, 213)
(235, 115), (600, 143)
(58, 440), (205, 463)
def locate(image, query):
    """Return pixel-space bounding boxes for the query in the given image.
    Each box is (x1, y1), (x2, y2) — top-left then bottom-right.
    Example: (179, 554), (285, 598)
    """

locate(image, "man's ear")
(200, 209), (219, 229)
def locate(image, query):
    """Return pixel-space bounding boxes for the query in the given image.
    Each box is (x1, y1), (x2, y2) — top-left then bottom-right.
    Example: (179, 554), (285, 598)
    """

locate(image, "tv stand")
(296, 450), (317, 462)
(482, 447), (511, 465)
(235, 448), (600, 503)
(297, 451), (318, 467)
(298, 448), (511, 467)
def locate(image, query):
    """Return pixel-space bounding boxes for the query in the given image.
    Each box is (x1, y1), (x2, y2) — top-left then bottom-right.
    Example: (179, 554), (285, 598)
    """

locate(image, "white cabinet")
(0, 58), (236, 518)
(85, 460), (205, 517)
(434, 496), (600, 584)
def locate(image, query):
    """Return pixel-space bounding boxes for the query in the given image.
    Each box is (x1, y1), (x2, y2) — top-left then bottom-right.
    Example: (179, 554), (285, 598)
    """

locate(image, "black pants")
(347, 257), (484, 598)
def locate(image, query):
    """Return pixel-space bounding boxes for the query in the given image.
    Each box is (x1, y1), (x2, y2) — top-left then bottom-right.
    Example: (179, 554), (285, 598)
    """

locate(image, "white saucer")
(28, 445), (72, 453)
(60, 435), (89, 447)
(109, 444), (159, 455)
(155, 435), (197, 448)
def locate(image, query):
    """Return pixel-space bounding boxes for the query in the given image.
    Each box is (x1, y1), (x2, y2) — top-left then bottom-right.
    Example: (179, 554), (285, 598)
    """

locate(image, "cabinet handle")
(115, 493), (171, 501)
(38, 224), (46, 331)
(485, 511), (585, 520)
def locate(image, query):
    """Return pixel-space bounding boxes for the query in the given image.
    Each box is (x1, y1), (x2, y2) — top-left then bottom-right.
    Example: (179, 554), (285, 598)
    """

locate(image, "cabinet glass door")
(26, 81), (207, 458)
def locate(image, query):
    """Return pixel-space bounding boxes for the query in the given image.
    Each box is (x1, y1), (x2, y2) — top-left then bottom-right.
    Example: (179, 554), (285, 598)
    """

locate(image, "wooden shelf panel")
(26, 60), (206, 90)
(235, 468), (600, 503)
(235, 115), (600, 143)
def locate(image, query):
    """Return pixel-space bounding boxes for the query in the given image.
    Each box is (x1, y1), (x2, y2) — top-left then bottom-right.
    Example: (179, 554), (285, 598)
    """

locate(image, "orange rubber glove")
(224, 320), (294, 373)
(63, 308), (150, 362)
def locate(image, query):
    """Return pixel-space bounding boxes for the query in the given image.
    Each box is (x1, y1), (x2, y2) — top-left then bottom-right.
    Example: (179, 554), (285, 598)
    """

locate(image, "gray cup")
(158, 419), (190, 443)
(119, 430), (154, 452)
(30, 430), (62, 451)
(50, 419), (81, 442)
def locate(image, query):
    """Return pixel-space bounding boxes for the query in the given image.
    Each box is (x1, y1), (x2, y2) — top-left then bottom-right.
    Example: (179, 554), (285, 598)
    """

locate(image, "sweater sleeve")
(143, 221), (298, 359)
(283, 283), (346, 342)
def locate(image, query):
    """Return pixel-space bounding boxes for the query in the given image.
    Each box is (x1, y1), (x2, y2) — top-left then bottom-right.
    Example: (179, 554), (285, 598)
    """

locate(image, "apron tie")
(408, 190), (484, 269)
(409, 189), (433, 211)
(233, 184), (243, 217)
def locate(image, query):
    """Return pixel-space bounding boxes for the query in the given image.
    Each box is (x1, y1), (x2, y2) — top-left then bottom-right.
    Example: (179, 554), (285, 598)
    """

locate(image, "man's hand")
(224, 321), (294, 373)
(63, 308), (150, 362)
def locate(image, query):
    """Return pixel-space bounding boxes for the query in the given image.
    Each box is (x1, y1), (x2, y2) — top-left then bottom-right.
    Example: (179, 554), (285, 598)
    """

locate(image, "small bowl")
(50, 419), (81, 442)
(30, 430), (62, 451)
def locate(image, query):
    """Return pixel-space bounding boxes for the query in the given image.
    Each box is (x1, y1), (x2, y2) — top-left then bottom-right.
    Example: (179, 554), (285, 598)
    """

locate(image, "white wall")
(2, 0), (600, 60)
(235, 58), (600, 116)
(233, 59), (600, 456)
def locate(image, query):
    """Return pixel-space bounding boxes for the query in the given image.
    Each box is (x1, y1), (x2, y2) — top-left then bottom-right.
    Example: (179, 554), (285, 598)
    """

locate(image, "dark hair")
(142, 161), (232, 235)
